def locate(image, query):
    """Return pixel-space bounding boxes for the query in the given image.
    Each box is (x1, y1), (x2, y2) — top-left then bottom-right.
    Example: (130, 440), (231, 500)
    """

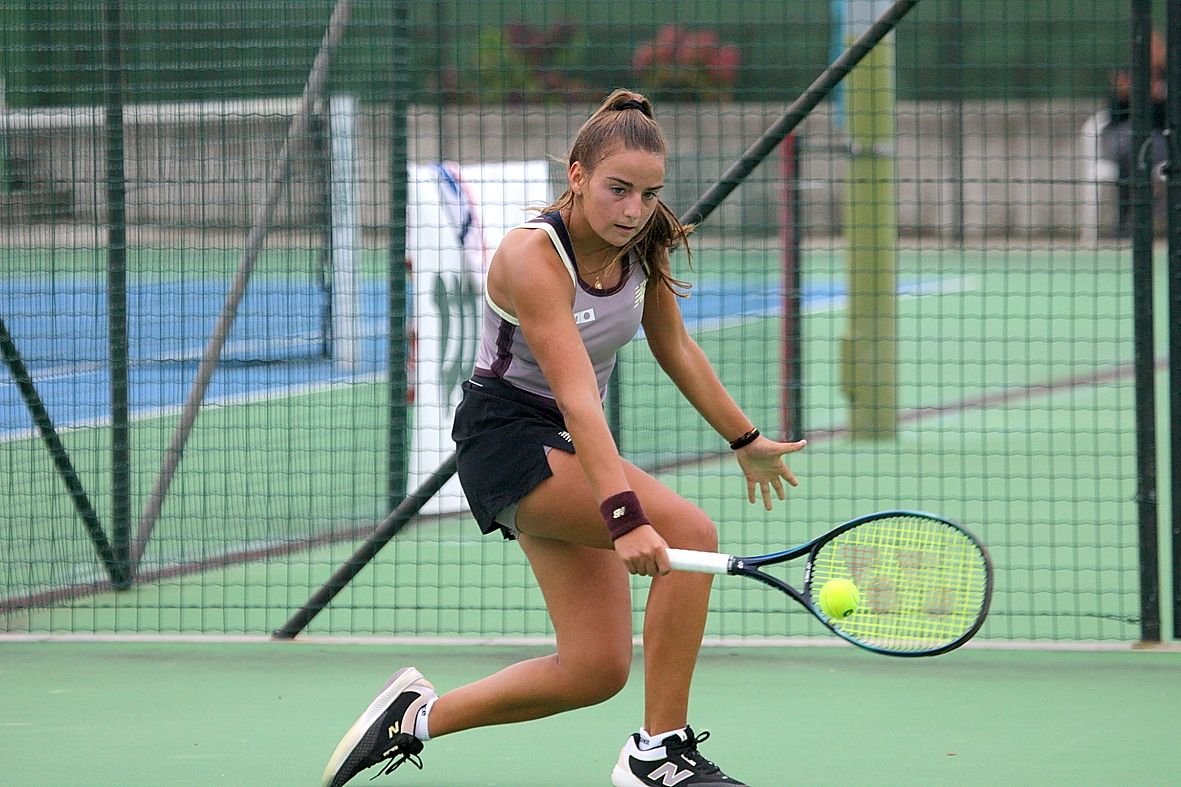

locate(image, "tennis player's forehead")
(593, 146), (665, 187)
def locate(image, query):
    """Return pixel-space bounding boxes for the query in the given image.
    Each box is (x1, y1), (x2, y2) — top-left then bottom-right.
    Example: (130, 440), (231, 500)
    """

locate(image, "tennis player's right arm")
(493, 232), (668, 573)
(493, 231), (628, 497)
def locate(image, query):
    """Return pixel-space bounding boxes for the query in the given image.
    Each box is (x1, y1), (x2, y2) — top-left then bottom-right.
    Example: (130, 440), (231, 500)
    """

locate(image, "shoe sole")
(610, 763), (646, 787)
(321, 667), (427, 787)
(611, 757), (745, 787)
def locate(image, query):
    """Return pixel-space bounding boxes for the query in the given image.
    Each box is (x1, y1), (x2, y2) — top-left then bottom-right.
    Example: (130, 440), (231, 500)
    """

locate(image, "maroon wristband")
(600, 491), (650, 541)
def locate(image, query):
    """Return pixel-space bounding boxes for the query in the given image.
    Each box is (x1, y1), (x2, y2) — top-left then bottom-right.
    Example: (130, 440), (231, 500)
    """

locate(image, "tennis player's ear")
(569, 160), (586, 196)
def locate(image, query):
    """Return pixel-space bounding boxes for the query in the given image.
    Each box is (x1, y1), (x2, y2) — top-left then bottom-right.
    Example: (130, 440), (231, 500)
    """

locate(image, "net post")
(1166, 0), (1181, 640)
(779, 133), (804, 441)
(102, 0), (132, 588)
(1128, 0), (1161, 644)
(386, 0), (411, 509)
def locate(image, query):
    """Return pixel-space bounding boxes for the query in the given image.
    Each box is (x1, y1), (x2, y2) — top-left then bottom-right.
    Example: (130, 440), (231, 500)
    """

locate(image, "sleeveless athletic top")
(473, 211), (647, 400)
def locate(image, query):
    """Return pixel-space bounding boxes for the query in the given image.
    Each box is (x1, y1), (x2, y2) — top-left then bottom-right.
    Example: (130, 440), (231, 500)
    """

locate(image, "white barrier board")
(407, 160), (551, 514)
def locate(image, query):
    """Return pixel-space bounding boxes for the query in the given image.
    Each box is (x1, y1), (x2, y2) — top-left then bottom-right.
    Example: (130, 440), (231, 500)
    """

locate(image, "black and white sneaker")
(611, 726), (746, 786)
(321, 667), (436, 787)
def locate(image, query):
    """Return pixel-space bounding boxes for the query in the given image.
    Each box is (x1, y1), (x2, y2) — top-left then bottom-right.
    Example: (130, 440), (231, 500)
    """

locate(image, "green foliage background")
(0, 1), (1154, 107)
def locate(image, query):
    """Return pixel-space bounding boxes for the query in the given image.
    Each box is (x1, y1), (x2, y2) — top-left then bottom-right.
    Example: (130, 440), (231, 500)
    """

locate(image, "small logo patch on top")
(574, 308), (596, 325)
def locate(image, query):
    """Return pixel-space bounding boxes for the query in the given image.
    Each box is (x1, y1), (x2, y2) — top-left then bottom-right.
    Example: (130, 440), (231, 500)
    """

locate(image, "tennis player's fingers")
(760, 481), (774, 511)
(632, 556), (668, 577)
(654, 546), (671, 576)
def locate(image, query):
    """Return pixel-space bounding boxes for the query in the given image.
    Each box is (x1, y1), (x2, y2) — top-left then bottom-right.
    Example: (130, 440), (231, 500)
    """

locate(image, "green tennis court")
(1, 640), (1178, 786)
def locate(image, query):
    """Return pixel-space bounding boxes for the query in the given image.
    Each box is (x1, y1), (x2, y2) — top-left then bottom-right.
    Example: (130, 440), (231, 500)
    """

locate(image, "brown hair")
(543, 88), (692, 296)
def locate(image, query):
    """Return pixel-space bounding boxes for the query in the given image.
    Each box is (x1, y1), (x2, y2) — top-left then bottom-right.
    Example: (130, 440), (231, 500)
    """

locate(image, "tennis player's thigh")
(515, 448), (717, 552)
(517, 533), (634, 685)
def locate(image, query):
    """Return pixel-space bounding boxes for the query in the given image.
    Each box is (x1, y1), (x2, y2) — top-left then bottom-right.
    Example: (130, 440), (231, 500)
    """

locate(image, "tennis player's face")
(573, 147), (665, 248)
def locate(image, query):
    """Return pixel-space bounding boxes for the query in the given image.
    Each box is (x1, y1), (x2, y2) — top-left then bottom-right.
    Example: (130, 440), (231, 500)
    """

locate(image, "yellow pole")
(841, 18), (897, 439)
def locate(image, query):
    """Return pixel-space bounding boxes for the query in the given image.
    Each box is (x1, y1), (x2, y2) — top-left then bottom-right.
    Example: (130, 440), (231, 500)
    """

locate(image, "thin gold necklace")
(584, 257), (618, 289)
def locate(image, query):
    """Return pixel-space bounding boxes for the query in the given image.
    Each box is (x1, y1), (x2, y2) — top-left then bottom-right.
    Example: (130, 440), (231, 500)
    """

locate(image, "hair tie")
(616, 99), (647, 113)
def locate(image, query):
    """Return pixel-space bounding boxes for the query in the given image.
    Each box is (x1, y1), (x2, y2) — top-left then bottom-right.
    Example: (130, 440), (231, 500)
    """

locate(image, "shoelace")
(666, 729), (723, 775)
(369, 735), (424, 780)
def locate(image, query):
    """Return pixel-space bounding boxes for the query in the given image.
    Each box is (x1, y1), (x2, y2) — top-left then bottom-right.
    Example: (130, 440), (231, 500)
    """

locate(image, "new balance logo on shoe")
(648, 763), (695, 786)
(610, 726), (746, 787)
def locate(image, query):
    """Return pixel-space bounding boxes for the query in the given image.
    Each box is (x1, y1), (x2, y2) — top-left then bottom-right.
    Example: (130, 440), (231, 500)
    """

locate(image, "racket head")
(802, 510), (993, 656)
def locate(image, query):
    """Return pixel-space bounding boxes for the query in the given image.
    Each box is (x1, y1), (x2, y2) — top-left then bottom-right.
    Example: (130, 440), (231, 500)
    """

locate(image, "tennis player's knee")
(583, 660), (630, 705)
(566, 649), (630, 706)
(675, 507), (719, 553)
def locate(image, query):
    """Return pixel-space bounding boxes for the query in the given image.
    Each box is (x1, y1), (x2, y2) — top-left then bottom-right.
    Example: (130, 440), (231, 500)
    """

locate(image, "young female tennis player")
(322, 88), (806, 787)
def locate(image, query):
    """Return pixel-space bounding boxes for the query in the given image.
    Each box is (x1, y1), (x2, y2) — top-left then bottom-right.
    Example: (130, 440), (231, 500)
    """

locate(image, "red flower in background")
(632, 24), (741, 101)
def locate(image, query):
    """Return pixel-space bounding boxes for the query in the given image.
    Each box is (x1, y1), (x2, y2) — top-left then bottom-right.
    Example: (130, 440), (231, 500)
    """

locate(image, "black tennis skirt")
(451, 374), (577, 539)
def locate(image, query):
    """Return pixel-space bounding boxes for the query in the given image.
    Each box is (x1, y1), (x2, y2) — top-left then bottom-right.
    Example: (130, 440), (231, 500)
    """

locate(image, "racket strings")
(810, 516), (989, 652)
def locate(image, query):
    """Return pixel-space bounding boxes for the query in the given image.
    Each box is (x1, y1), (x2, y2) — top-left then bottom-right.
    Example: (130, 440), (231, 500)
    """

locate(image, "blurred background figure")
(1104, 28), (1168, 231)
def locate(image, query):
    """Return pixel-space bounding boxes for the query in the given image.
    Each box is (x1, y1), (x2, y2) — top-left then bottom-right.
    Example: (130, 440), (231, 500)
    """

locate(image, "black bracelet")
(729, 428), (760, 450)
(599, 491), (650, 541)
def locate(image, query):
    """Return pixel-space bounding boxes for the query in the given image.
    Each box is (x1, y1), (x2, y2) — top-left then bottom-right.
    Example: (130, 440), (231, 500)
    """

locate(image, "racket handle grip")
(667, 548), (733, 575)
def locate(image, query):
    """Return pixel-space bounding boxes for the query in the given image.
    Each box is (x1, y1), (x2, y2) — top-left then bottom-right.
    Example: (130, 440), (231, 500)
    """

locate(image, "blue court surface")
(1, 276), (951, 437)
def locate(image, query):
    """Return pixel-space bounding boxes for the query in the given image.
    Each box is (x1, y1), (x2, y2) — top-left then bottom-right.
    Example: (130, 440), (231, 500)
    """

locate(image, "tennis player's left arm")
(641, 284), (806, 508)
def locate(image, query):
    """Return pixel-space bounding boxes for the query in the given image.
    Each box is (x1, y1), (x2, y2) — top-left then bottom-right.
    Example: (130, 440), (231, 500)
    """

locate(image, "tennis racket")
(668, 510), (993, 657)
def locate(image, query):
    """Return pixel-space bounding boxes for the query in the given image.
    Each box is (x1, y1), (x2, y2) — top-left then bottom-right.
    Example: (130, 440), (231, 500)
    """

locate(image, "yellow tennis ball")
(818, 578), (860, 619)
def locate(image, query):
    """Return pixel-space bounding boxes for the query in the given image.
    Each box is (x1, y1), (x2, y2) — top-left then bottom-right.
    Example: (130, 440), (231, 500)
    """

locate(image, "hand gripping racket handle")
(667, 548), (734, 575)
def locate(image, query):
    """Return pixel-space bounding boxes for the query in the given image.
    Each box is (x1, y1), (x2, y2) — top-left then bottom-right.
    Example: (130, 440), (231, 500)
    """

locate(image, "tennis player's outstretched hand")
(735, 435), (807, 510)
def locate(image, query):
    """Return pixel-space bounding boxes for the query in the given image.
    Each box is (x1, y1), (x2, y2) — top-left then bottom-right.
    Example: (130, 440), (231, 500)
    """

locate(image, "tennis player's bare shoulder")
(493, 225), (568, 282)
(488, 224), (572, 310)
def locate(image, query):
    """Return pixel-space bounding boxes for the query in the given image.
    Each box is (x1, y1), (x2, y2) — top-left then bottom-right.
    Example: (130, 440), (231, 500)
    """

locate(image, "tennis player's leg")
(503, 450), (738, 786)
(626, 468), (717, 737)
(509, 449), (718, 738)
(422, 533), (635, 736)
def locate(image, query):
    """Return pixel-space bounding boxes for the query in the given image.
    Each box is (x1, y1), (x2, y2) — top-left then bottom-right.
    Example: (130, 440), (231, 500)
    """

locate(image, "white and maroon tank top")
(473, 212), (647, 400)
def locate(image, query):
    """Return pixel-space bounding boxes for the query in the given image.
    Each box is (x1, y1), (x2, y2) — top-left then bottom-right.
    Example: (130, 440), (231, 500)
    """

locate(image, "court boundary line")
(0, 368), (388, 443)
(0, 632), (1176, 652)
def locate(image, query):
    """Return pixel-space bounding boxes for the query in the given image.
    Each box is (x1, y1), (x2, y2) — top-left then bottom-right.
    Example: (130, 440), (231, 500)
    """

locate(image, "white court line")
(0, 367), (387, 444)
(0, 632), (1174, 652)
(684, 275), (978, 334)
